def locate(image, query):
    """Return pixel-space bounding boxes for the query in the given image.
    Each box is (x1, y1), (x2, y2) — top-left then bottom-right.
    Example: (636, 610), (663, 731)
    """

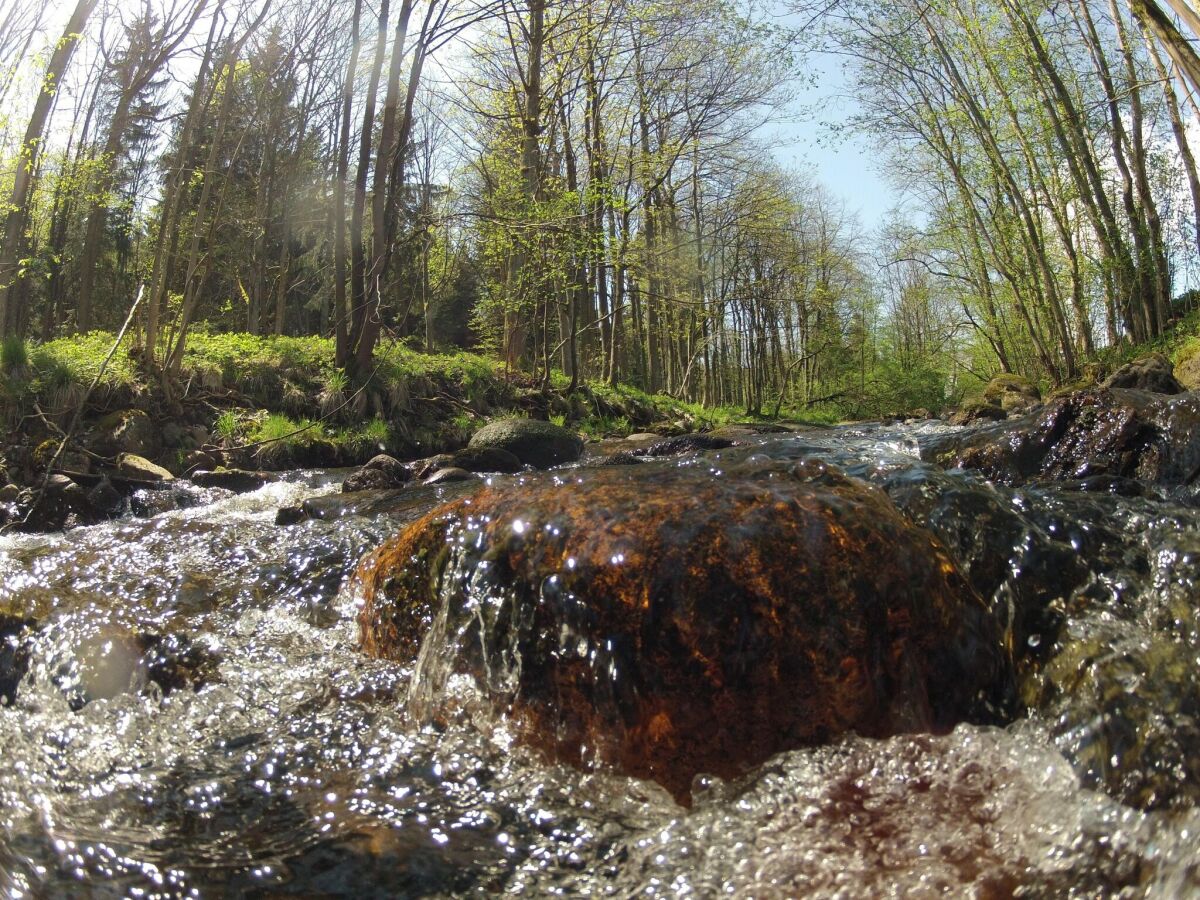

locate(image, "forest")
(3, 0), (1200, 420)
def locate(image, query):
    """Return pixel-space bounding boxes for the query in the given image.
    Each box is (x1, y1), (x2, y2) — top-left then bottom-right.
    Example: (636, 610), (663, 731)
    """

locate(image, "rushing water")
(1, 424), (1198, 898)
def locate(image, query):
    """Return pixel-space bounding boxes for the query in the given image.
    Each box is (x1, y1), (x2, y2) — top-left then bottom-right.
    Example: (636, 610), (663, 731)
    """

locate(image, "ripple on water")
(0, 432), (1199, 896)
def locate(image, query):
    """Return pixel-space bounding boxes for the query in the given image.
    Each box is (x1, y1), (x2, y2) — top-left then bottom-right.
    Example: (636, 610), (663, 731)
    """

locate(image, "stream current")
(1, 422), (1198, 897)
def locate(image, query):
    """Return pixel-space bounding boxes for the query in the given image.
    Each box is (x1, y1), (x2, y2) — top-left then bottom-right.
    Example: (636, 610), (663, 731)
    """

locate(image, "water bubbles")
(2, 429), (1200, 894)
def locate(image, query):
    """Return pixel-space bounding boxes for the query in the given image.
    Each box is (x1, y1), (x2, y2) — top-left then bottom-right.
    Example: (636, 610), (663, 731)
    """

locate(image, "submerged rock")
(1027, 620), (1200, 811)
(467, 419), (583, 469)
(1101, 353), (1183, 395)
(928, 387), (1200, 489)
(0, 613), (36, 705)
(644, 434), (736, 456)
(56, 628), (220, 710)
(358, 460), (1013, 801)
(136, 632), (221, 696)
(191, 468), (276, 493)
(342, 454), (413, 493)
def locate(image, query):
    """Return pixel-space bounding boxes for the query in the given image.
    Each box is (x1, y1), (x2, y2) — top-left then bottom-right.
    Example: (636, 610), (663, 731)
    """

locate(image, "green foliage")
(1, 336), (29, 372)
(1096, 306), (1200, 374)
(248, 412), (316, 446)
(335, 417), (393, 455)
(215, 409), (241, 441)
(29, 332), (140, 393)
(575, 414), (632, 439)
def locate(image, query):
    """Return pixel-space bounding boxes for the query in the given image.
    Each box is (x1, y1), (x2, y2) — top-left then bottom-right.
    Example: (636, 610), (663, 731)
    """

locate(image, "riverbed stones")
(467, 419), (583, 469)
(342, 454), (413, 492)
(1100, 353), (1183, 394)
(358, 460), (1013, 801)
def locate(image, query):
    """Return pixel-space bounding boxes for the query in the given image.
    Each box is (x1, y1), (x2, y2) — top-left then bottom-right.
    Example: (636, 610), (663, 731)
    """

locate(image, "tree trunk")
(0, 0), (97, 338)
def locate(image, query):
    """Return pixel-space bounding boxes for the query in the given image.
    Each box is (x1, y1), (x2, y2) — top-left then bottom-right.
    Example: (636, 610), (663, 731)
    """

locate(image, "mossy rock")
(1174, 340), (1200, 391)
(1048, 378), (1097, 401)
(87, 409), (161, 458)
(982, 374), (1041, 413)
(115, 453), (174, 481)
(468, 418), (583, 469)
(949, 399), (1007, 426)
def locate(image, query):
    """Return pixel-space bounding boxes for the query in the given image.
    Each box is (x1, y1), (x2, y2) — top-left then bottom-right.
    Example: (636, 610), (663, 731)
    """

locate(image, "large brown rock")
(358, 460), (1012, 801)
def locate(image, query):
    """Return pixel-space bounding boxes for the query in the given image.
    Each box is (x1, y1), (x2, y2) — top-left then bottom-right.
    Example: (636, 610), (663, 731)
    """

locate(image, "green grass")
(248, 412), (317, 446)
(1, 329), (850, 456)
(1, 335), (28, 372)
(1096, 306), (1200, 373)
(30, 332), (141, 393)
(215, 409), (240, 440)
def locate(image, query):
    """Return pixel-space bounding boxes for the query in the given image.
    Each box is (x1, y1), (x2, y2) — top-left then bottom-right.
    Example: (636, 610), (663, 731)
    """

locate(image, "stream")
(1, 422), (1198, 897)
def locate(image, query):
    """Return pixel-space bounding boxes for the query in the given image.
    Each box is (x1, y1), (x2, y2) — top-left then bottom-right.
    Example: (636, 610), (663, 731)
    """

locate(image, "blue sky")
(767, 49), (900, 233)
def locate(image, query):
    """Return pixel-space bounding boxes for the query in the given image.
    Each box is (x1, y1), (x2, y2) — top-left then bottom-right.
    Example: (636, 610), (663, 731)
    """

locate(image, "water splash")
(0, 435), (1198, 895)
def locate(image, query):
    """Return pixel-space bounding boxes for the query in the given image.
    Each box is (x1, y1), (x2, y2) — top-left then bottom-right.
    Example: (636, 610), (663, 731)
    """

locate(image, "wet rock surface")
(191, 467), (277, 492)
(359, 459), (1013, 801)
(643, 433), (737, 456)
(421, 466), (476, 485)
(342, 454), (413, 493)
(927, 387), (1200, 491)
(3, 424), (1200, 895)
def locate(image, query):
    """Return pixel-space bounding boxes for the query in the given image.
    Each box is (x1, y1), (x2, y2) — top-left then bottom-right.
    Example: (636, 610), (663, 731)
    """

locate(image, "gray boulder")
(468, 419), (583, 469)
(1101, 353), (1184, 395)
(87, 409), (161, 457)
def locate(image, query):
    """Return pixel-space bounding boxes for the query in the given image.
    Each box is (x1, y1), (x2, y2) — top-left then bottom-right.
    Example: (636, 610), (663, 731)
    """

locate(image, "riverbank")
(0, 331), (826, 531)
